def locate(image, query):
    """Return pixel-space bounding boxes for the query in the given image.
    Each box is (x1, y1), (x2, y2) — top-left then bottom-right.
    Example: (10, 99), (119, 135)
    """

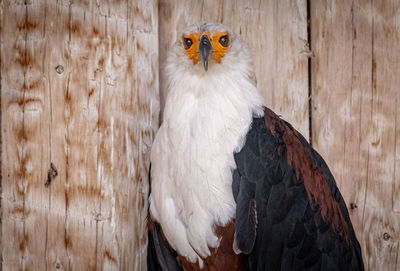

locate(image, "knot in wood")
(55, 262), (62, 270)
(45, 163), (58, 186)
(383, 232), (391, 240)
(55, 65), (64, 74)
(349, 203), (358, 210)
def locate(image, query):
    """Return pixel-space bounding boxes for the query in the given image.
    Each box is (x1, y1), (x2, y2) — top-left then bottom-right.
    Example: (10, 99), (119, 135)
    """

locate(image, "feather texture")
(233, 110), (364, 270)
(149, 22), (364, 271)
(149, 22), (264, 266)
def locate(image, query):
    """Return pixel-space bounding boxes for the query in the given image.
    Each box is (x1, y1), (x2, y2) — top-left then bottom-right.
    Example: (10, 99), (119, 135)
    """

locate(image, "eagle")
(147, 22), (364, 271)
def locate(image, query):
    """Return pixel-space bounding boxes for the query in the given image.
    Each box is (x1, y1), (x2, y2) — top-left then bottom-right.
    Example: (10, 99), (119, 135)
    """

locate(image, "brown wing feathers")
(263, 107), (349, 242)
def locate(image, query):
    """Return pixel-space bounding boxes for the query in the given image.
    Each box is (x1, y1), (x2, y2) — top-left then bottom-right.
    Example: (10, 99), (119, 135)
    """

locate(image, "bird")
(147, 22), (364, 271)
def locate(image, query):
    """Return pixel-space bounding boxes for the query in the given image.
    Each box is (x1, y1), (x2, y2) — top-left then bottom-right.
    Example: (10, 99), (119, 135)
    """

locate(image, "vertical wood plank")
(1, 1), (159, 270)
(93, 1), (159, 270)
(365, 1), (400, 269)
(43, 2), (73, 269)
(158, 0), (309, 136)
(1, 0), (49, 269)
(0, 0), (3, 264)
(61, 1), (103, 269)
(311, 0), (400, 270)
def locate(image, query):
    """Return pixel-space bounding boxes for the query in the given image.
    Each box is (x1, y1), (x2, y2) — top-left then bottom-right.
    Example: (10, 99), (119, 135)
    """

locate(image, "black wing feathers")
(233, 109), (364, 271)
(234, 174), (257, 254)
(147, 224), (183, 271)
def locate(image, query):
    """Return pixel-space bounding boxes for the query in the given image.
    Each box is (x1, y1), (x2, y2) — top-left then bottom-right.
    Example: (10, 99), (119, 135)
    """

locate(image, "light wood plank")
(42, 2), (74, 269)
(1, 0), (49, 269)
(1, 0), (159, 270)
(311, 0), (400, 270)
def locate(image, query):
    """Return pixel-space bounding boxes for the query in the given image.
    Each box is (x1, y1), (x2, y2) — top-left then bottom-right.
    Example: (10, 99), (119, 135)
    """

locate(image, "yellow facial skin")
(182, 32), (231, 65)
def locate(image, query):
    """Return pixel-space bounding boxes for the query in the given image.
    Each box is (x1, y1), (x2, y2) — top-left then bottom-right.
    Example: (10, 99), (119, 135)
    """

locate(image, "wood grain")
(0, 0), (159, 270)
(311, 0), (400, 270)
(158, 0), (309, 136)
(1, 1), (399, 270)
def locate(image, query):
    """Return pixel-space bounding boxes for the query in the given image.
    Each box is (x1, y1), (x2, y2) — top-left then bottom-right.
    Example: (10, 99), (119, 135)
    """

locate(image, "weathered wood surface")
(1, 1), (399, 270)
(0, 0), (159, 270)
(311, 1), (400, 270)
(158, 0), (310, 136)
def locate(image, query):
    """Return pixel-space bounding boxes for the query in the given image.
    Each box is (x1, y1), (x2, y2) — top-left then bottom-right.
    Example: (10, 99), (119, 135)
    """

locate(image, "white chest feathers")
(149, 71), (263, 266)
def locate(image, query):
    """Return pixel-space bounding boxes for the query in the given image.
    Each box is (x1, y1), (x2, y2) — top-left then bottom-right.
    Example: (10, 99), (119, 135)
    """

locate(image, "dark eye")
(219, 35), (229, 47)
(183, 38), (193, 49)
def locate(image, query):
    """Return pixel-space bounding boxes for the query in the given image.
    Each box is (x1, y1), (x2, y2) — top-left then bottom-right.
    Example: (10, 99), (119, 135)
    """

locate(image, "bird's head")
(181, 24), (230, 72)
(166, 22), (255, 80)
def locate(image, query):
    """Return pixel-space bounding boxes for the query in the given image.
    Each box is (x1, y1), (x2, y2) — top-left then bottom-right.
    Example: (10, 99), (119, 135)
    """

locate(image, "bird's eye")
(183, 38), (193, 49)
(219, 35), (229, 47)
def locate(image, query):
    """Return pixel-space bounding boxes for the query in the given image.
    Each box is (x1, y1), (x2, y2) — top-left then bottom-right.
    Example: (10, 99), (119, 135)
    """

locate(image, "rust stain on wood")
(88, 87), (95, 98)
(17, 20), (37, 31)
(18, 234), (29, 252)
(93, 26), (99, 35)
(23, 79), (41, 90)
(104, 250), (117, 264)
(64, 233), (72, 250)
(70, 21), (81, 35)
(14, 43), (32, 68)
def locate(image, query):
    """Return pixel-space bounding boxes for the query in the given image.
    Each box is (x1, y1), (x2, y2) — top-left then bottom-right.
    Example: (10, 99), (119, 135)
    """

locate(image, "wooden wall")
(159, 0), (400, 270)
(311, 1), (400, 270)
(0, 0), (158, 270)
(1, 0), (399, 270)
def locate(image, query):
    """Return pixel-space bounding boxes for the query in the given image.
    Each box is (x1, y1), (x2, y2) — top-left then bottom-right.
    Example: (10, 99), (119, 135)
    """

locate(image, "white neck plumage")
(150, 66), (264, 267)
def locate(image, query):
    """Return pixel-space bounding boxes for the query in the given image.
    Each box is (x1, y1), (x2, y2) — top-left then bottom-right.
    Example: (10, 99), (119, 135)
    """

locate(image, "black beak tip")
(199, 35), (211, 72)
(203, 59), (208, 71)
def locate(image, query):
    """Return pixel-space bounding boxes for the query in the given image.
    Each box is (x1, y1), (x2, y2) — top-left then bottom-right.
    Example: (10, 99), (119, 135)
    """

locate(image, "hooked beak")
(199, 35), (211, 71)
